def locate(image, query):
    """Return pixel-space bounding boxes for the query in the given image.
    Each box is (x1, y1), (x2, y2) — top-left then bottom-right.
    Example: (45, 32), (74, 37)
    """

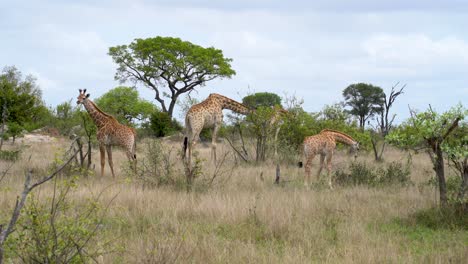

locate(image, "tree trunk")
(457, 158), (468, 202)
(167, 97), (177, 118)
(87, 137), (92, 170)
(371, 136), (380, 161)
(434, 144), (448, 206)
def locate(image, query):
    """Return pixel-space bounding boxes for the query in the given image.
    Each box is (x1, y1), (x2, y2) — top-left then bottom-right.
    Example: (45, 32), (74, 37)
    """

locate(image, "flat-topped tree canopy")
(108, 36), (236, 118)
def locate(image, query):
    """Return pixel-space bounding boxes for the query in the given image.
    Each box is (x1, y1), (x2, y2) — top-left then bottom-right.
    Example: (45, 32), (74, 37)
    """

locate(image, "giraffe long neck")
(82, 99), (112, 128)
(270, 108), (288, 125)
(322, 130), (357, 146)
(213, 94), (251, 115)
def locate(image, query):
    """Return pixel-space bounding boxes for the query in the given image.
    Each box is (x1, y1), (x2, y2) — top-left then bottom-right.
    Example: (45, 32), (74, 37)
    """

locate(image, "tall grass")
(0, 138), (466, 263)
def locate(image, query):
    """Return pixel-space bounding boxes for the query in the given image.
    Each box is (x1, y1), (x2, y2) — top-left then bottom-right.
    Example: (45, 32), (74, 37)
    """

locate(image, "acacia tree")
(343, 83), (385, 129)
(242, 92), (282, 109)
(108, 36), (236, 118)
(388, 104), (466, 206)
(443, 122), (468, 203)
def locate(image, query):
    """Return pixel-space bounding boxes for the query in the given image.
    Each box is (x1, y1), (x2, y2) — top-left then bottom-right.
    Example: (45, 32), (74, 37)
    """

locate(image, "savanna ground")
(0, 135), (467, 263)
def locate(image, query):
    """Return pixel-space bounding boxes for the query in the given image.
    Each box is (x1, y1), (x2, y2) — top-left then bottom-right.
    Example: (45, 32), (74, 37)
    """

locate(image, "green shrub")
(132, 139), (184, 188)
(404, 206), (467, 230)
(0, 149), (20, 161)
(5, 179), (108, 262)
(149, 111), (182, 137)
(334, 161), (411, 187)
(378, 161), (412, 186)
(427, 175), (466, 205)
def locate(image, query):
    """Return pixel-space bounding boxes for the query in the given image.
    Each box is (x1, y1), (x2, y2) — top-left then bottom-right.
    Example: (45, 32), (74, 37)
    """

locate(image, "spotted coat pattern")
(302, 129), (359, 188)
(77, 89), (136, 177)
(184, 93), (251, 167)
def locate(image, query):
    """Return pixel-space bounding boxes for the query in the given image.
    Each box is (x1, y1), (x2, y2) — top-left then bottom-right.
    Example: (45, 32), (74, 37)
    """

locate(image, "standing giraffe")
(300, 129), (359, 188)
(76, 89), (137, 178)
(183, 93), (252, 167)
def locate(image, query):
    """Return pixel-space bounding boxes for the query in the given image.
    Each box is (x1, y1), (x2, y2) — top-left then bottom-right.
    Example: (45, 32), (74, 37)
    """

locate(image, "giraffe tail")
(182, 136), (188, 160)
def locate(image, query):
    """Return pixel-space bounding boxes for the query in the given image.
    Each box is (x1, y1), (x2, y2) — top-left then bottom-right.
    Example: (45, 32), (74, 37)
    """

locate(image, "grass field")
(0, 137), (467, 263)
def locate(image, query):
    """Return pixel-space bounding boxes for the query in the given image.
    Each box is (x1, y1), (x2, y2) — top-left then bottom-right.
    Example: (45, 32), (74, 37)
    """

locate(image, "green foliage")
(5, 180), (107, 263)
(95, 86), (156, 125)
(133, 139), (182, 188)
(0, 149), (21, 161)
(334, 161), (411, 187)
(108, 36), (236, 117)
(427, 175), (467, 205)
(148, 111), (182, 137)
(387, 104), (467, 150)
(244, 105), (281, 161)
(242, 92), (282, 108)
(342, 83), (385, 129)
(5, 122), (24, 142)
(319, 103), (351, 122)
(278, 106), (318, 151)
(0, 66), (45, 128)
(273, 98), (371, 157)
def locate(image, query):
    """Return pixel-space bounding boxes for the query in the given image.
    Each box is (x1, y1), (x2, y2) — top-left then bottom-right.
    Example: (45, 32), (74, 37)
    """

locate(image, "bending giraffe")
(300, 129), (359, 188)
(183, 93), (252, 167)
(76, 89), (137, 177)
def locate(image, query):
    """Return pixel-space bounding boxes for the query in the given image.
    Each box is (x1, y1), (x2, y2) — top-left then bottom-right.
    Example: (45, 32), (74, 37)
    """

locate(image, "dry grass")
(0, 138), (466, 263)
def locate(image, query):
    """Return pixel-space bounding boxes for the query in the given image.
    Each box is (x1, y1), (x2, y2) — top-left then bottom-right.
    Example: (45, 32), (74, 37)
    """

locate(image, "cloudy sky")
(1, 0), (467, 122)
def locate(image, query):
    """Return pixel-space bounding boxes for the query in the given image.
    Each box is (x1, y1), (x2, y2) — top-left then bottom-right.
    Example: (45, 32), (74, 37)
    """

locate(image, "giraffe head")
(77, 89), (90, 105)
(349, 141), (360, 157)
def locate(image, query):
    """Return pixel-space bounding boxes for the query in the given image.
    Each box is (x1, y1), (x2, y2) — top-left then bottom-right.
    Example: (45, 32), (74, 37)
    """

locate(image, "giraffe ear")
(86, 94), (90, 98)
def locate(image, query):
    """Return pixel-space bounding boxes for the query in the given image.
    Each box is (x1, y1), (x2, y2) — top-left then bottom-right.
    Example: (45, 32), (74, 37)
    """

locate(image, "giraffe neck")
(211, 94), (251, 115)
(270, 108), (288, 125)
(322, 130), (357, 146)
(82, 99), (112, 128)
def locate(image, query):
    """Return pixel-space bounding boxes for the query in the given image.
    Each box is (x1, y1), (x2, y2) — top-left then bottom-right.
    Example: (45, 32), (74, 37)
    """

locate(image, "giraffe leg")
(106, 145), (115, 178)
(274, 127), (280, 160)
(317, 154), (325, 178)
(99, 144), (105, 177)
(211, 124), (220, 163)
(304, 154), (315, 188)
(326, 153), (333, 189)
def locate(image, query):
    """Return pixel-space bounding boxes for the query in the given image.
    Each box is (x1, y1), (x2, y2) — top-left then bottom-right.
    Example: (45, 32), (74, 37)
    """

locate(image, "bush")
(378, 161), (412, 186)
(404, 206), (467, 230)
(427, 175), (467, 205)
(149, 111), (182, 137)
(0, 149), (20, 161)
(334, 161), (411, 187)
(5, 179), (109, 262)
(133, 139), (184, 188)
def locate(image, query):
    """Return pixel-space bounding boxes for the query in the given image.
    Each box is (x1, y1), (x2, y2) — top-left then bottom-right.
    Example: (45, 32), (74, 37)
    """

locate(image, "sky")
(1, 0), (467, 122)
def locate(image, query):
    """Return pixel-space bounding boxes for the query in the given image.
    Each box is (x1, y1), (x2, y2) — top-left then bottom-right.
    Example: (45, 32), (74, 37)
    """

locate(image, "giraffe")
(76, 89), (137, 178)
(183, 93), (252, 168)
(300, 129), (359, 188)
